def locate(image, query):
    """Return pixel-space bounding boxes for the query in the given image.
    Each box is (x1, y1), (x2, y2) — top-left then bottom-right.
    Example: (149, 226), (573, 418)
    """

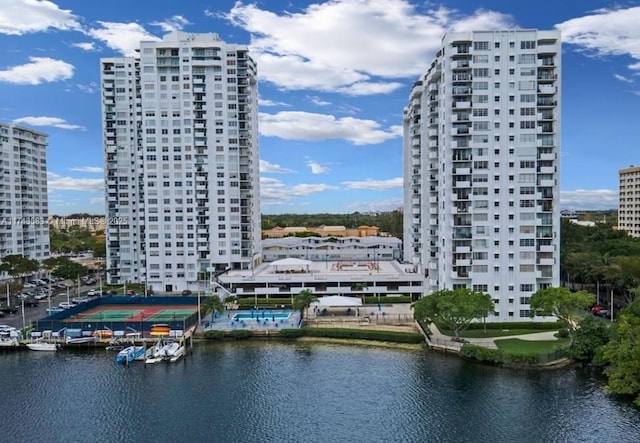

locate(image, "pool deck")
(202, 309), (302, 332)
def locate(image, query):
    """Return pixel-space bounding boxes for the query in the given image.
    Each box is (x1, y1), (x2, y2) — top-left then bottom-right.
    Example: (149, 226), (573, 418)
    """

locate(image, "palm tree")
(201, 295), (224, 322)
(292, 289), (317, 324)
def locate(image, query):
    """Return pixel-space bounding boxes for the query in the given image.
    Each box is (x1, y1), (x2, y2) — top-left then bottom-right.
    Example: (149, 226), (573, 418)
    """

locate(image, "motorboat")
(26, 339), (58, 352)
(144, 337), (169, 364)
(115, 346), (145, 364)
(64, 328), (98, 345)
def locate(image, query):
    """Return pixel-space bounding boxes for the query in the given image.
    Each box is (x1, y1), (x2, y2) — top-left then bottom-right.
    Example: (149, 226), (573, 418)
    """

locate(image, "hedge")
(204, 330), (225, 340)
(229, 329), (253, 339)
(278, 327), (424, 344)
(460, 343), (564, 366)
(437, 321), (562, 331)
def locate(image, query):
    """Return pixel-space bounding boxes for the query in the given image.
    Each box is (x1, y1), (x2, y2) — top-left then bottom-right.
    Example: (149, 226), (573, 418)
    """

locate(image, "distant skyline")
(1, 0), (639, 215)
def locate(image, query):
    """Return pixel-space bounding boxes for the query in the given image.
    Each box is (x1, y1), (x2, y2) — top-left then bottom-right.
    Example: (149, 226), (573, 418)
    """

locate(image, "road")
(0, 281), (99, 330)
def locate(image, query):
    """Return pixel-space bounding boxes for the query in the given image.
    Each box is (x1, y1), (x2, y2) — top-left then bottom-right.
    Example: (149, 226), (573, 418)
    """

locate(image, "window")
(520, 121), (536, 129)
(518, 54), (536, 64)
(473, 41), (489, 50)
(520, 40), (536, 49)
(473, 68), (489, 77)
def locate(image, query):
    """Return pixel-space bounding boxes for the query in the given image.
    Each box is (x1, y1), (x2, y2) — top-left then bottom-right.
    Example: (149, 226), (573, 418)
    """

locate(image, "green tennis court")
(79, 309), (143, 322)
(146, 309), (196, 322)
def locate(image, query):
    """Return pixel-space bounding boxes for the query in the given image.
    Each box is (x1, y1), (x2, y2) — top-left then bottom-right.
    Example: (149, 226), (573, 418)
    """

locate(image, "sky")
(0, 0), (639, 216)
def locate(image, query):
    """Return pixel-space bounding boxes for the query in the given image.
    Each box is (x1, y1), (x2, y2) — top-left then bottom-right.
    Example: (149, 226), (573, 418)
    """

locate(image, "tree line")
(261, 211), (403, 238)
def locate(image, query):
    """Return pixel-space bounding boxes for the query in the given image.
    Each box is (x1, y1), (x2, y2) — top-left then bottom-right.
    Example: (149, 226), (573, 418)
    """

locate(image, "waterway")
(0, 342), (638, 442)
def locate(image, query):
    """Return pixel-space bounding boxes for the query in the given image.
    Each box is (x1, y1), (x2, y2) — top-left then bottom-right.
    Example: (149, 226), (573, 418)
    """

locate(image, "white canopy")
(311, 295), (363, 307)
(269, 258), (312, 266)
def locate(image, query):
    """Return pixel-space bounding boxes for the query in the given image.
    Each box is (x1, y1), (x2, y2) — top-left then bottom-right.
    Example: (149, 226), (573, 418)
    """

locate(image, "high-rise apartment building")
(403, 30), (561, 321)
(0, 123), (50, 262)
(101, 32), (260, 292)
(618, 165), (640, 237)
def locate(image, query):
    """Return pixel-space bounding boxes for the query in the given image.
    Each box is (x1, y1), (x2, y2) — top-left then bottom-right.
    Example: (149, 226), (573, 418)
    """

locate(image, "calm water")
(0, 342), (638, 443)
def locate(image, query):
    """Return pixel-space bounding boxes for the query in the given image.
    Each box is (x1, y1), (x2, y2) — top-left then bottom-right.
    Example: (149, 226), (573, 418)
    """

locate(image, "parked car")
(0, 305), (18, 315)
(72, 296), (90, 304)
(595, 309), (610, 318)
(591, 305), (605, 315)
(87, 289), (104, 297)
(58, 302), (77, 309)
(34, 293), (49, 300)
(181, 289), (192, 295)
(46, 306), (65, 313)
(23, 299), (39, 307)
(23, 283), (37, 288)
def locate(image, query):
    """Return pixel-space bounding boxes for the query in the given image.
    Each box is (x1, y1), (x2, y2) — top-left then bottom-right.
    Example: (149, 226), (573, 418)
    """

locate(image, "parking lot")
(0, 279), (99, 330)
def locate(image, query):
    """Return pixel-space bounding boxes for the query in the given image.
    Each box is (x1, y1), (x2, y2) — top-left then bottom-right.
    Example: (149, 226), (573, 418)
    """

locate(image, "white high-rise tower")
(0, 122), (50, 263)
(101, 32), (260, 293)
(403, 30), (561, 321)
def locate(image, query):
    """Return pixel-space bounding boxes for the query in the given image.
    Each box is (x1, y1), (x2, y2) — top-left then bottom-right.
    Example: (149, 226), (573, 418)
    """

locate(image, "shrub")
(556, 328), (570, 339)
(460, 321), (562, 331)
(204, 330), (225, 340)
(460, 344), (504, 364)
(229, 329), (253, 339)
(279, 329), (305, 338)
(301, 327), (423, 344)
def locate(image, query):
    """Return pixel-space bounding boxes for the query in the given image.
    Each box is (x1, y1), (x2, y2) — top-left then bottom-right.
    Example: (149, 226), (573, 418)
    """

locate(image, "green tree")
(42, 256), (89, 280)
(0, 254), (40, 280)
(292, 289), (317, 322)
(201, 295), (224, 322)
(602, 299), (640, 406)
(568, 315), (611, 361)
(529, 287), (594, 331)
(412, 289), (494, 341)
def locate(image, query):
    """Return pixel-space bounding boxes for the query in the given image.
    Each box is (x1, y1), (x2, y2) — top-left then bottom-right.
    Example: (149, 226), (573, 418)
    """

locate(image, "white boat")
(115, 346), (145, 364)
(65, 336), (98, 345)
(144, 338), (169, 364)
(64, 328), (98, 345)
(144, 338), (185, 363)
(26, 340), (58, 352)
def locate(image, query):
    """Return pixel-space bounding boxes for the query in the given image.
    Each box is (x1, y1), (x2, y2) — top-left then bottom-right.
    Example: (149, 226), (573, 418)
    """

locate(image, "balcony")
(453, 101), (471, 109)
(538, 166), (555, 174)
(538, 85), (556, 94)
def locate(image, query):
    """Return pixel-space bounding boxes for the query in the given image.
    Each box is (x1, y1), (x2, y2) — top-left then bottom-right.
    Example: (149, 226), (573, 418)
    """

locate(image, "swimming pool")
(233, 311), (291, 321)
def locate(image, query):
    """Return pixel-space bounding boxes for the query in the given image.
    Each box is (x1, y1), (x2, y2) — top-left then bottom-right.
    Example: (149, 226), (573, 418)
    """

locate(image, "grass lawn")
(494, 338), (569, 354)
(438, 328), (555, 338)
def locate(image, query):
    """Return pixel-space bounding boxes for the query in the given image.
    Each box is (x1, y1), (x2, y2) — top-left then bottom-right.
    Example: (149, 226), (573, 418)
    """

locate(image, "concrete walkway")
(426, 323), (559, 350)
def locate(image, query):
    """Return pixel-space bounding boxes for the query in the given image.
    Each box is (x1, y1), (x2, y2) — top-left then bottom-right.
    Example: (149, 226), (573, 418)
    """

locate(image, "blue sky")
(0, 0), (639, 215)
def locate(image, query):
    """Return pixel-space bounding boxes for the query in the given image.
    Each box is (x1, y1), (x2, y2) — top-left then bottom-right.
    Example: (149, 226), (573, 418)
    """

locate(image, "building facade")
(101, 32), (260, 292)
(403, 30), (561, 321)
(262, 236), (402, 262)
(0, 123), (50, 263)
(619, 165), (640, 237)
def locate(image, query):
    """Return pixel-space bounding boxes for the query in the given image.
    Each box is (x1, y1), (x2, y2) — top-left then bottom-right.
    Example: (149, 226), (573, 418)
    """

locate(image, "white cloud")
(89, 196), (105, 205)
(306, 160), (330, 174)
(70, 166), (103, 173)
(225, 1), (513, 94)
(150, 15), (191, 33)
(13, 116), (84, 130)
(0, 57), (74, 84)
(71, 42), (96, 51)
(259, 111), (401, 145)
(87, 21), (160, 57)
(629, 62), (640, 71)
(308, 96), (331, 106)
(342, 178), (403, 190)
(0, 0), (80, 35)
(258, 97), (289, 107)
(347, 197), (403, 212)
(47, 172), (103, 192)
(260, 177), (338, 205)
(614, 73), (633, 83)
(76, 81), (98, 93)
(560, 189), (618, 210)
(259, 160), (294, 173)
(556, 7), (640, 64)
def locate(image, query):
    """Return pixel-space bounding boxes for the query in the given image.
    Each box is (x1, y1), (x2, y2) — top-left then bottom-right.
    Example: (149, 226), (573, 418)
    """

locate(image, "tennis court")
(65, 305), (197, 323)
